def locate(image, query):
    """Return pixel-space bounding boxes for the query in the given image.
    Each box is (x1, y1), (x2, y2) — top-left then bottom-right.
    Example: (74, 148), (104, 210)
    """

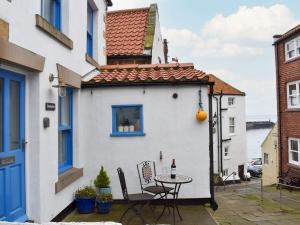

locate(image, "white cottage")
(208, 75), (247, 181)
(0, 0), (112, 222)
(0, 1), (217, 223)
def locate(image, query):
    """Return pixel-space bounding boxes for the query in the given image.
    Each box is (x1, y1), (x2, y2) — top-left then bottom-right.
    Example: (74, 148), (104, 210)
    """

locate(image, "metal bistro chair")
(117, 167), (155, 224)
(137, 161), (173, 198)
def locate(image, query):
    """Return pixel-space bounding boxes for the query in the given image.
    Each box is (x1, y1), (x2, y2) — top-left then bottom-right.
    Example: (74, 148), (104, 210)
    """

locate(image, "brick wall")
(276, 32), (300, 174)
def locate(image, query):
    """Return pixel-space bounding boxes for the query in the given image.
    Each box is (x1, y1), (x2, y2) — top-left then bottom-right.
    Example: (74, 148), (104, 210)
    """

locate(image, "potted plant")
(74, 186), (96, 214)
(96, 193), (113, 214)
(94, 166), (111, 194)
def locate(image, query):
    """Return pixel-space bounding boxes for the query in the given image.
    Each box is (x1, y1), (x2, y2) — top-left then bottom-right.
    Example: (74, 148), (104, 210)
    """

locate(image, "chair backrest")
(137, 161), (157, 190)
(117, 167), (128, 200)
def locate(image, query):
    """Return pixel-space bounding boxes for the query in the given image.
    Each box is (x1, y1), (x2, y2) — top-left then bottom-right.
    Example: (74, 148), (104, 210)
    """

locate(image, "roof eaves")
(273, 24), (300, 44)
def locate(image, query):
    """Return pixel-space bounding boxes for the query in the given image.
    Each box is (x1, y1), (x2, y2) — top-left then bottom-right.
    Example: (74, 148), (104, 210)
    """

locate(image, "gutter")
(209, 82), (218, 211)
(219, 91), (224, 174)
(213, 95), (220, 174)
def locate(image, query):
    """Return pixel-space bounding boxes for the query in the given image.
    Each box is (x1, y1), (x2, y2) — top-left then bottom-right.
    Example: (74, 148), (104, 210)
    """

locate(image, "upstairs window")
(87, 2), (94, 57)
(285, 36), (300, 61)
(41, 0), (61, 30)
(224, 147), (229, 158)
(228, 97), (235, 106)
(229, 117), (235, 134)
(289, 138), (300, 166)
(111, 105), (145, 137)
(287, 81), (300, 108)
(264, 153), (269, 165)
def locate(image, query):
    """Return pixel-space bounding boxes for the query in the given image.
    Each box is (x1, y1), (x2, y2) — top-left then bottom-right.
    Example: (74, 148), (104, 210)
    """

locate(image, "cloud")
(162, 4), (298, 58)
(110, 0), (157, 10)
(202, 4), (298, 42)
(161, 27), (263, 57)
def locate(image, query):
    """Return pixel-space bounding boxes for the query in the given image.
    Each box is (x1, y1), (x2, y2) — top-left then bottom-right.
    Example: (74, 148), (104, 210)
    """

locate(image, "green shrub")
(94, 166), (111, 188)
(96, 193), (113, 202)
(75, 186), (96, 198)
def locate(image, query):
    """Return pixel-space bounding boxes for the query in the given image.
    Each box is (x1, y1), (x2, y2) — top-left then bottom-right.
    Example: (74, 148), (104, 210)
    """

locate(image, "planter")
(75, 197), (95, 214)
(96, 201), (112, 214)
(99, 187), (112, 194)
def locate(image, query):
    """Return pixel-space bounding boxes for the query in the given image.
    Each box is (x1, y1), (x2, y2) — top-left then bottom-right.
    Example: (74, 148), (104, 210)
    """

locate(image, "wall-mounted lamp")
(49, 73), (68, 97)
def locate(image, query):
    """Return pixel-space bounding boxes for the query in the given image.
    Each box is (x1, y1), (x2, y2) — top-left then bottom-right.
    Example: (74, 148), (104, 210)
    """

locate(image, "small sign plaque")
(45, 103), (55, 111)
(0, 156), (15, 167)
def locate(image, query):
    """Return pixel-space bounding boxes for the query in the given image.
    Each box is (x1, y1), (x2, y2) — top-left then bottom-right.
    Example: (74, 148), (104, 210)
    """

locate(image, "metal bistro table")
(154, 174), (193, 225)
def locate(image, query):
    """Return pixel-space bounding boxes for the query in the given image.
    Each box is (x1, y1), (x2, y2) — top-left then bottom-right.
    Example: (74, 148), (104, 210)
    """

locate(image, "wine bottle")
(171, 159), (176, 179)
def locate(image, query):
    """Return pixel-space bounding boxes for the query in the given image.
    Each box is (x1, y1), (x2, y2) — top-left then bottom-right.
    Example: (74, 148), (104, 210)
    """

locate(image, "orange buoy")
(196, 109), (207, 122)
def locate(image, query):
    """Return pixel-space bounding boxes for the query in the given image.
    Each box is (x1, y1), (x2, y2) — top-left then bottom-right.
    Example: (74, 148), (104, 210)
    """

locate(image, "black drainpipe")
(213, 95), (220, 174)
(219, 91), (224, 174)
(274, 42), (282, 178)
(209, 82), (218, 211)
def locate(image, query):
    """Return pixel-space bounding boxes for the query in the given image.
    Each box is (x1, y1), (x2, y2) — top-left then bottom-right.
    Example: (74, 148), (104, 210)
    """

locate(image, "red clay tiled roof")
(106, 7), (150, 56)
(208, 74), (245, 96)
(274, 24), (300, 44)
(86, 63), (208, 85)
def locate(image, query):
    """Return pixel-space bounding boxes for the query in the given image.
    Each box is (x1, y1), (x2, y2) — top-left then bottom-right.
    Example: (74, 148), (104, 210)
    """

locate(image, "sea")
(246, 114), (277, 161)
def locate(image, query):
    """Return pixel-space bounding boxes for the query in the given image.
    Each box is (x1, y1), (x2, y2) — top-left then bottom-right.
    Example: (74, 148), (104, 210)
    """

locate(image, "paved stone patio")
(64, 204), (217, 225)
(208, 179), (300, 225)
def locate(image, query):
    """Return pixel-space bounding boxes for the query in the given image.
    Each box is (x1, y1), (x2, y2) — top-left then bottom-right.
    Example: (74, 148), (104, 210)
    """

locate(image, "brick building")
(274, 24), (300, 186)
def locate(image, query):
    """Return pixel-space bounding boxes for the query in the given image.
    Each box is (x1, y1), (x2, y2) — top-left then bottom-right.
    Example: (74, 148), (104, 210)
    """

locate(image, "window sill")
(224, 157), (232, 160)
(285, 55), (300, 64)
(285, 108), (300, 112)
(86, 54), (100, 70)
(229, 133), (236, 137)
(110, 132), (145, 137)
(55, 167), (83, 194)
(35, 14), (73, 50)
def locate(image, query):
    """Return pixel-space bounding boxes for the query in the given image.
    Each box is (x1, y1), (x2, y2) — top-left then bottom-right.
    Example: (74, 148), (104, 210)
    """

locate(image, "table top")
(154, 174), (193, 184)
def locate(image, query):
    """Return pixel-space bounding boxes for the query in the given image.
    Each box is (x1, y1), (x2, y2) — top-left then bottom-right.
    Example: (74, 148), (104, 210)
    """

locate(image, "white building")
(0, 1), (217, 223)
(209, 75), (247, 181)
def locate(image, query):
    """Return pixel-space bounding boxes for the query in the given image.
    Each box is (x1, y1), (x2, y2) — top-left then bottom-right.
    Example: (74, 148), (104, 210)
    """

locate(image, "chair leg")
(119, 206), (131, 223)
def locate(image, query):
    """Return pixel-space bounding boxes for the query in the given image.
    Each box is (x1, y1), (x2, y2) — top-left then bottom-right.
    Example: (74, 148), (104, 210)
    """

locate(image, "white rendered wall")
(0, 0), (107, 222)
(79, 85), (211, 200)
(151, 9), (165, 64)
(213, 95), (247, 178)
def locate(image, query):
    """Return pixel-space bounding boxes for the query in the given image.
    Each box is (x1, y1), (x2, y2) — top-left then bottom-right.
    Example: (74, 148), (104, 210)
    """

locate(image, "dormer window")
(285, 37), (300, 61)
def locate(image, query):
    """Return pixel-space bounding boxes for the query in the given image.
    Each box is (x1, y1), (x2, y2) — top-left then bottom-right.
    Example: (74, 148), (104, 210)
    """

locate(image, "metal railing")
(222, 172), (237, 190)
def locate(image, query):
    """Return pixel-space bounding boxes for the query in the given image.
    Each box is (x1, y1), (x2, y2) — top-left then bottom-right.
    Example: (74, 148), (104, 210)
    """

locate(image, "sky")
(110, 1), (300, 119)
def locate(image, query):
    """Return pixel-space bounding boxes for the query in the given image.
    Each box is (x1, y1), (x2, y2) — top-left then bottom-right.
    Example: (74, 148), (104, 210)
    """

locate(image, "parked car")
(247, 158), (262, 177)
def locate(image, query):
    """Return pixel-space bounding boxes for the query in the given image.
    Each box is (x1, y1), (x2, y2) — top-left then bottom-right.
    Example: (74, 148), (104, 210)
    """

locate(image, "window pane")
(291, 140), (298, 151)
(291, 151), (299, 162)
(290, 96), (297, 106)
(42, 0), (54, 24)
(116, 107), (141, 132)
(10, 81), (20, 150)
(58, 131), (67, 164)
(289, 84), (297, 95)
(87, 4), (93, 34)
(60, 95), (70, 127)
(0, 79), (2, 152)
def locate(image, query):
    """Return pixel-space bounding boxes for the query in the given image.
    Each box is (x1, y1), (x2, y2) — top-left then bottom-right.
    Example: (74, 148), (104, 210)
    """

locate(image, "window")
(228, 97), (235, 106)
(287, 81), (300, 108)
(58, 88), (73, 173)
(289, 138), (300, 166)
(229, 117), (235, 134)
(264, 153), (269, 164)
(224, 147), (229, 158)
(41, 0), (61, 30)
(111, 105), (144, 137)
(223, 169), (228, 177)
(87, 2), (94, 57)
(285, 36), (300, 61)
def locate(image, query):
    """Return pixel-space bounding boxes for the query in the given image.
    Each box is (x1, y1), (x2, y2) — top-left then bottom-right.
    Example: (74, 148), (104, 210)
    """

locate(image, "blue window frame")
(87, 2), (94, 57)
(41, 0), (61, 30)
(111, 105), (145, 137)
(58, 88), (73, 174)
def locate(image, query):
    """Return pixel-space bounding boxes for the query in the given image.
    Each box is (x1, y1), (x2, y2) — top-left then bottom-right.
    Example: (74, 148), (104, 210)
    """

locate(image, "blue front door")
(0, 69), (26, 222)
